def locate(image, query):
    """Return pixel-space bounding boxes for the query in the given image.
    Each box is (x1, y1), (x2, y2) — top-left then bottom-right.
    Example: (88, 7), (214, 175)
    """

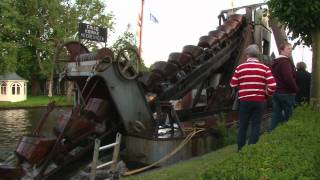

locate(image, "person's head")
(296, 61), (307, 70)
(245, 44), (260, 58)
(279, 42), (293, 57)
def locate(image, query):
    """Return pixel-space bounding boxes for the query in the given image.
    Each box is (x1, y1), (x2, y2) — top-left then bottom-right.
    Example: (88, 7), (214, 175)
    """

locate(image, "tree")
(111, 30), (149, 73)
(1, 0), (114, 96)
(0, 0), (19, 74)
(268, 0), (320, 109)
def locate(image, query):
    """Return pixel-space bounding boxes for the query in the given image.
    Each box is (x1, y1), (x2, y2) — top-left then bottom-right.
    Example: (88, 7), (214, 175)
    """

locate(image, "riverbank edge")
(0, 105), (73, 110)
(0, 95), (73, 109)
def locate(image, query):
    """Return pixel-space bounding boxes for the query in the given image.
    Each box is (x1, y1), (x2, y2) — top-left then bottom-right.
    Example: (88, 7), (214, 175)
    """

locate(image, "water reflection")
(0, 108), (69, 160)
(0, 109), (29, 153)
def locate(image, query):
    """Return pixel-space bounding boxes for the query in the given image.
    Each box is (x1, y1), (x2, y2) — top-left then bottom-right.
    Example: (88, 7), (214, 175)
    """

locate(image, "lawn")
(0, 95), (73, 108)
(123, 145), (237, 180)
(123, 106), (319, 180)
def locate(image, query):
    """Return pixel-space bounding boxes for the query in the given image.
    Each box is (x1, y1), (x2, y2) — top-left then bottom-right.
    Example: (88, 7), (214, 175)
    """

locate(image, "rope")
(123, 127), (205, 176)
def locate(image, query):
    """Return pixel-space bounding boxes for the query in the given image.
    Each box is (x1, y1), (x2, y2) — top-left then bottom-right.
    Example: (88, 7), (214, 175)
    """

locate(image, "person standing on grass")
(270, 42), (299, 131)
(230, 44), (276, 151)
(295, 61), (311, 105)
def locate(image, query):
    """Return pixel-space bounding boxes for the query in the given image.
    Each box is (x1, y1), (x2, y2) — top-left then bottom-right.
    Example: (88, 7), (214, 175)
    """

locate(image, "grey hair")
(245, 44), (260, 58)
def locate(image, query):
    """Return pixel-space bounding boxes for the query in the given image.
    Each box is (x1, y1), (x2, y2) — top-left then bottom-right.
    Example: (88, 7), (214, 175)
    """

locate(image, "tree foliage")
(11, 0), (114, 75)
(268, 0), (320, 46)
(0, 0), (115, 95)
(268, 0), (320, 109)
(111, 30), (138, 54)
(111, 30), (149, 72)
(0, 0), (19, 74)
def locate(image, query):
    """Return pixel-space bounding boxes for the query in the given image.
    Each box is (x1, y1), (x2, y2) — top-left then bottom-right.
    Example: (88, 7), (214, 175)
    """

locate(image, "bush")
(200, 106), (320, 179)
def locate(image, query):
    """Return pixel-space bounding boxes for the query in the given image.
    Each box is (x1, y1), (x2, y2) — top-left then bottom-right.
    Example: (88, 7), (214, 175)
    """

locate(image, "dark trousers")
(270, 93), (295, 131)
(238, 101), (265, 150)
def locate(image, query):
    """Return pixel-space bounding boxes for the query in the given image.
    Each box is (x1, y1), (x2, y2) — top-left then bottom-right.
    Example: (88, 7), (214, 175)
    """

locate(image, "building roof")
(0, 73), (26, 81)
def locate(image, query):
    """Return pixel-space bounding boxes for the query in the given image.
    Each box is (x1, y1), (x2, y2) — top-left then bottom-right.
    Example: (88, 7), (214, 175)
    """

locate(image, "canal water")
(0, 107), (70, 161)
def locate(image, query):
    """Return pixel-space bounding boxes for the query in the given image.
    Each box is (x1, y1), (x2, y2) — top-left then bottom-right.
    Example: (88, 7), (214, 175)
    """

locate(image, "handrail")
(220, 2), (267, 14)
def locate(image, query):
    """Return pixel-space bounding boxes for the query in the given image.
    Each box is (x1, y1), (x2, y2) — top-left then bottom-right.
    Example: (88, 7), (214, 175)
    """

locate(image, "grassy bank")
(200, 106), (320, 179)
(0, 95), (73, 108)
(123, 145), (237, 180)
(123, 106), (319, 180)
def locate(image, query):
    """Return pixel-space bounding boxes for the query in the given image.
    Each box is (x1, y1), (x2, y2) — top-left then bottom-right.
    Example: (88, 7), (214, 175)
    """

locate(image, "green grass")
(200, 106), (320, 179)
(123, 145), (237, 180)
(123, 107), (318, 180)
(0, 95), (73, 108)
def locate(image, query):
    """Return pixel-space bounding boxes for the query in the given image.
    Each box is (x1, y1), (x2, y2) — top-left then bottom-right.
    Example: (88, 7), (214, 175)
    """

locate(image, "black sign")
(79, 23), (107, 42)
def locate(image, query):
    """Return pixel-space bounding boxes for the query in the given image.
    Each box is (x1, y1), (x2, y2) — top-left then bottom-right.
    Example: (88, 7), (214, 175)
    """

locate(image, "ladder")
(90, 133), (122, 180)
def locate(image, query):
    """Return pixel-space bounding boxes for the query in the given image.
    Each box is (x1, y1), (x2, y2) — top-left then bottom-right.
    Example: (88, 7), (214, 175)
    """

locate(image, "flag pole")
(138, 0), (145, 61)
(231, 0), (234, 13)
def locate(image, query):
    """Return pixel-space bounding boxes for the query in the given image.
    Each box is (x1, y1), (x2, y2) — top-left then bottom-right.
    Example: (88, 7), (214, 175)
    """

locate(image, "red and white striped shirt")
(230, 58), (276, 101)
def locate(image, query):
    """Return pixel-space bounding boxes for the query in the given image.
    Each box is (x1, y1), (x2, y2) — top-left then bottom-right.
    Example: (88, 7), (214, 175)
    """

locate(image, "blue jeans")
(270, 93), (295, 131)
(238, 101), (265, 150)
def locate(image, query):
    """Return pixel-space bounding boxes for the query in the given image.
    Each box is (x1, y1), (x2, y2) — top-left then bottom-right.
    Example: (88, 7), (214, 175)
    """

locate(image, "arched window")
(17, 84), (20, 95)
(12, 84), (16, 94)
(1, 82), (7, 95)
(11, 83), (21, 95)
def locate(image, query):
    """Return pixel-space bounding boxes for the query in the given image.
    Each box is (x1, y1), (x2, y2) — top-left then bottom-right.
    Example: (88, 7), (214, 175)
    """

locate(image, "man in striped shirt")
(230, 44), (276, 151)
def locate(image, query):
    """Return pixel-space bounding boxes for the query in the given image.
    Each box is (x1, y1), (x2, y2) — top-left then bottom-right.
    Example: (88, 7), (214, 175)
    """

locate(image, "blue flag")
(150, 13), (159, 23)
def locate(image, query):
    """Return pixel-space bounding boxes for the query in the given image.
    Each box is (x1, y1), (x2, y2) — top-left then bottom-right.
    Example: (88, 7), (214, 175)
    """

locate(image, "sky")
(105, 0), (313, 72)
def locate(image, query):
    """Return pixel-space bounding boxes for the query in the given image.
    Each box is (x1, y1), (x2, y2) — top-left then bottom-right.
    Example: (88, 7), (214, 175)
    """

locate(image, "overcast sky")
(105, 0), (312, 72)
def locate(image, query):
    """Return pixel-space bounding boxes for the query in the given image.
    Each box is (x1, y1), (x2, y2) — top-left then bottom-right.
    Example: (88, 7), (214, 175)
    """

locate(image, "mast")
(138, 0), (145, 61)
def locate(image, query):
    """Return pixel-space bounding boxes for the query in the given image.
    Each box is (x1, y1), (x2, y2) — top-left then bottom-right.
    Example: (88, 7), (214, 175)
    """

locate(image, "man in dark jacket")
(295, 61), (311, 104)
(270, 42), (299, 131)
